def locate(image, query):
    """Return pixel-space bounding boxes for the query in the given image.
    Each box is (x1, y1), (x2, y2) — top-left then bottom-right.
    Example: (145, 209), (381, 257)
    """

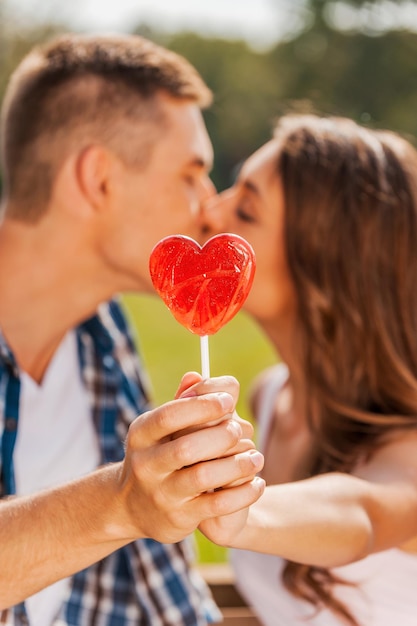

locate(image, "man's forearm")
(0, 464), (131, 608)
(1, 376), (265, 609)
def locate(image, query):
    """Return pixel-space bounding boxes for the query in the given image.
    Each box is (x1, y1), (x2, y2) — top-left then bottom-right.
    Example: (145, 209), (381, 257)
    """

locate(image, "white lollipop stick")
(200, 335), (210, 379)
(200, 333), (213, 492)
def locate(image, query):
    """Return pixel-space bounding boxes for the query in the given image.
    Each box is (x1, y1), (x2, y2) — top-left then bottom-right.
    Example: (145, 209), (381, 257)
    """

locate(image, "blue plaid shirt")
(0, 299), (221, 626)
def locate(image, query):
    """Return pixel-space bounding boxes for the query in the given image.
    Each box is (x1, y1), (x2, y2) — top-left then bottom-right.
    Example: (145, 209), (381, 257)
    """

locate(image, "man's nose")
(199, 176), (217, 203)
(199, 189), (233, 239)
(190, 176), (217, 221)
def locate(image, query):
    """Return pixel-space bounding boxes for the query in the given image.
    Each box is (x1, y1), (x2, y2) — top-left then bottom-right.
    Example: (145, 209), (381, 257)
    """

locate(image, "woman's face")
(201, 140), (296, 324)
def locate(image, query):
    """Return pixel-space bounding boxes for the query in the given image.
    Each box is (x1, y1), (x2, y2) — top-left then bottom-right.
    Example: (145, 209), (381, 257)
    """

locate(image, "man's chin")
(119, 275), (154, 295)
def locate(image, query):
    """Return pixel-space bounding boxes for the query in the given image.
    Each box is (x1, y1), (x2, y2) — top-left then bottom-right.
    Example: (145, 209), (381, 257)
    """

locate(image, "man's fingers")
(174, 372), (202, 399)
(178, 375), (240, 406)
(129, 392), (235, 447)
(171, 449), (264, 496)
(199, 476), (266, 519)
(232, 414), (254, 440)
(155, 418), (246, 473)
(216, 437), (256, 458)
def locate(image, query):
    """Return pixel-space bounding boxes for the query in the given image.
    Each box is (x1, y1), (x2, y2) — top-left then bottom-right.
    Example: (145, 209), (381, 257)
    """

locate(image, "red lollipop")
(149, 233), (256, 376)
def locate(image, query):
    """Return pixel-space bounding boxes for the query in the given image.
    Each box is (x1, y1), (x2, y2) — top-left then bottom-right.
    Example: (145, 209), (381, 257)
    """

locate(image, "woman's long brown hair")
(273, 115), (417, 625)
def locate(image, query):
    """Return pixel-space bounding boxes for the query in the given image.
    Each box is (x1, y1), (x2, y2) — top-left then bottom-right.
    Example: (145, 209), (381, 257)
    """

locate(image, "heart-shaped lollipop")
(149, 233), (256, 338)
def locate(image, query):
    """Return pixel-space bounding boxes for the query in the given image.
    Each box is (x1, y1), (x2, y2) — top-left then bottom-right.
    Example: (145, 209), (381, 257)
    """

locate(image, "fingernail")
(253, 476), (266, 491)
(179, 389), (197, 399)
(217, 392), (234, 412)
(228, 420), (242, 438)
(248, 450), (264, 469)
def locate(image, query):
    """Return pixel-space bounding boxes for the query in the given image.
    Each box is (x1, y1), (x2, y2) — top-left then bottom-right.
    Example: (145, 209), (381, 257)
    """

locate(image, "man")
(0, 34), (265, 625)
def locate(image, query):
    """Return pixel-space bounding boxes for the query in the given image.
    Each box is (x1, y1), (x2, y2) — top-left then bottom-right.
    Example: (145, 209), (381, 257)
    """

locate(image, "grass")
(122, 293), (276, 563)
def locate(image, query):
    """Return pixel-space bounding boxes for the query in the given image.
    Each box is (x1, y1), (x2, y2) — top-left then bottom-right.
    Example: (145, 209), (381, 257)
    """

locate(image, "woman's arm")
(200, 430), (417, 568)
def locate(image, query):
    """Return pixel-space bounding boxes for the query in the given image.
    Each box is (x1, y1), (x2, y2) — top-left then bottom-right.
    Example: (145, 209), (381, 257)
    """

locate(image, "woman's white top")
(231, 364), (417, 625)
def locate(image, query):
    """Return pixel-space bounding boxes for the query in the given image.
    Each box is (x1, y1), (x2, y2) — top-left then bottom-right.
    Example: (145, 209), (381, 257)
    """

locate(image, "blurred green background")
(2, 0), (417, 561)
(2, 0), (417, 193)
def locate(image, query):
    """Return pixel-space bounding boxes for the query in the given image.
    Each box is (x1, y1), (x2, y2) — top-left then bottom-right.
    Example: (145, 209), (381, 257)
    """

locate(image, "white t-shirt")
(231, 363), (417, 626)
(14, 331), (100, 626)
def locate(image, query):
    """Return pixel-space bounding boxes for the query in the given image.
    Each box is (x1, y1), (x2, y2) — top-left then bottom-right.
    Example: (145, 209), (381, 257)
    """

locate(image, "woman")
(199, 114), (417, 625)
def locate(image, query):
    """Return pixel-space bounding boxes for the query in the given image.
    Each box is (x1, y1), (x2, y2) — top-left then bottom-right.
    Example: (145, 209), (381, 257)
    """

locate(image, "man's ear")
(75, 145), (115, 212)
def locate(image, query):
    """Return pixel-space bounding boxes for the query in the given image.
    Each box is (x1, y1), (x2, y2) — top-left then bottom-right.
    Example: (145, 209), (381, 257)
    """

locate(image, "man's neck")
(0, 217), (114, 382)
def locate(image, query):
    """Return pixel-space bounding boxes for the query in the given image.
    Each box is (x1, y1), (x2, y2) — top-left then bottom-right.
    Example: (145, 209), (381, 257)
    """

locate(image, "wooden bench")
(198, 563), (262, 625)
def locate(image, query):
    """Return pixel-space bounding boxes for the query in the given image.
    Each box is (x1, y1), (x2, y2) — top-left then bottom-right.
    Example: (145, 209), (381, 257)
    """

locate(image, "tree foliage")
(1, 1), (417, 192)
(160, 2), (417, 189)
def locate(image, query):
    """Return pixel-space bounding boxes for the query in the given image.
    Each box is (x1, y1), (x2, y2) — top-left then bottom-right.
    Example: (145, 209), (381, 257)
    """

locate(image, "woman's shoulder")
(249, 363), (289, 424)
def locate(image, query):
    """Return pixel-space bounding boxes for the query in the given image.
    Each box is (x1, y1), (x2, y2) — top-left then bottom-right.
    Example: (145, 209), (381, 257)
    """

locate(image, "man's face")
(98, 93), (214, 292)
